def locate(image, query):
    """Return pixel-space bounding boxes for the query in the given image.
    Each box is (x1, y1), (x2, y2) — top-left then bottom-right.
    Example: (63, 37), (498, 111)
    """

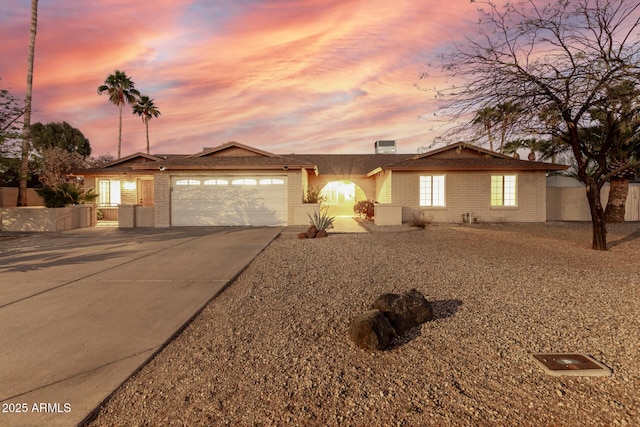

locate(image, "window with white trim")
(491, 175), (517, 206)
(419, 175), (445, 207)
(98, 179), (121, 205)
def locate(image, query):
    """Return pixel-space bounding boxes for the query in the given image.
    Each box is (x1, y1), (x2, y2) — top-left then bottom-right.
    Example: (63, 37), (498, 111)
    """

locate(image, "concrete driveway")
(0, 226), (282, 427)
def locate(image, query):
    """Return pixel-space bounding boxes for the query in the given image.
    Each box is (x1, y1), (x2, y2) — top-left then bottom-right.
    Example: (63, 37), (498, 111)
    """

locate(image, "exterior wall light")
(123, 181), (137, 190)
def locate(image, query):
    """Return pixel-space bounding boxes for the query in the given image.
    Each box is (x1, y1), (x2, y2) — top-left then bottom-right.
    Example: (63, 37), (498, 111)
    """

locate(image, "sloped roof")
(381, 157), (567, 172)
(188, 141), (280, 158)
(78, 152), (172, 173)
(102, 152), (164, 166)
(373, 142), (568, 174)
(288, 154), (413, 176)
(125, 141), (316, 172)
(76, 141), (567, 176)
(414, 142), (513, 160)
(77, 142), (316, 174)
(130, 154), (316, 172)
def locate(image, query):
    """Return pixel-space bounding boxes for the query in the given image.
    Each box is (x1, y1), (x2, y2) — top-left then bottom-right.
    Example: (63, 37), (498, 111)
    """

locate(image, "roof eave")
(188, 141), (281, 158)
(366, 167), (383, 177)
(383, 164), (569, 172)
(130, 164), (312, 171)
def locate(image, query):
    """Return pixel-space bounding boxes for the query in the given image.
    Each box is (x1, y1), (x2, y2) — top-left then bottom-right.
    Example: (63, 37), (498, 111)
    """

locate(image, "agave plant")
(307, 209), (335, 231)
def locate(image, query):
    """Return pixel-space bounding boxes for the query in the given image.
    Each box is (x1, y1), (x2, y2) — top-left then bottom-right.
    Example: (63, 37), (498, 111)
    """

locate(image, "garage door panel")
(171, 176), (287, 226)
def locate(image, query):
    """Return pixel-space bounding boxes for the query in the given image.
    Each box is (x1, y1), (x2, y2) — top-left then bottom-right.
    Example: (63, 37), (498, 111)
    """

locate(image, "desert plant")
(410, 213), (432, 229)
(307, 209), (335, 231)
(36, 183), (98, 208)
(303, 186), (324, 204)
(354, 199), (374, 220)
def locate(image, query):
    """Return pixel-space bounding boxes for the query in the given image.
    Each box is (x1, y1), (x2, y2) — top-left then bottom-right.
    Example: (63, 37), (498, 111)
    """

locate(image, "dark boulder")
(369, 289), (433, 335)
(348, 309), (395, 350)
(306, 225), (318, 239)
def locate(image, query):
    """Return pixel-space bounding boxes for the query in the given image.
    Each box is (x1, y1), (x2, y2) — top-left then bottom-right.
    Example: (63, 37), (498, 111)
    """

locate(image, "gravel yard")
(87, 222), (640, 427)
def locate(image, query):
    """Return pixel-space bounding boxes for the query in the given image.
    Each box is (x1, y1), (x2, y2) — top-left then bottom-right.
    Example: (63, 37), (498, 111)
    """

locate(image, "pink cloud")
(1, 0), (482, 157)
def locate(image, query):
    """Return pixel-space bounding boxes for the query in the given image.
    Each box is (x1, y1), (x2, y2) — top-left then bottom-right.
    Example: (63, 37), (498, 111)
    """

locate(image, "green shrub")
(354, 200), (375, 220)
(36, 183), (98, 208)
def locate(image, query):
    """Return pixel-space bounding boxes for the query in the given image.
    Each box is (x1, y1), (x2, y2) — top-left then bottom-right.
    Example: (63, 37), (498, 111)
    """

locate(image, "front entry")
(320, 180), (365, 216)
(138, 179), (154, 206)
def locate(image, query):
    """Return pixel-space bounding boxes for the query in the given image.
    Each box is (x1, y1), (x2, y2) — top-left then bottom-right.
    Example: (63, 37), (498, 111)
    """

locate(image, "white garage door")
(171, 176), (288, 226)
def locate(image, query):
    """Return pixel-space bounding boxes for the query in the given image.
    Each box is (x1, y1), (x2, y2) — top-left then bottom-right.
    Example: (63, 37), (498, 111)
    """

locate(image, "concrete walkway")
(330, 215), (368, 233)
(280, 215), (368, 238)
(0, 226), (281, 427)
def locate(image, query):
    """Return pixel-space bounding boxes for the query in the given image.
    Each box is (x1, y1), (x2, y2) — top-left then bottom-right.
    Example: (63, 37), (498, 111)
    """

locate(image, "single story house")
(77, 141), (567, 227)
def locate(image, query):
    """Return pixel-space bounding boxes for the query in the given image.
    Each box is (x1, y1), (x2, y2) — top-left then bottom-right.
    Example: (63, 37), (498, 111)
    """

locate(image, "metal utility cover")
(531, 353), (612, 377)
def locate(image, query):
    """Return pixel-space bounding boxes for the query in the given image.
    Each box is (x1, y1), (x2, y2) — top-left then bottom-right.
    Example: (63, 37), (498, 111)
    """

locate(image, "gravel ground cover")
(88, 222), (640, 427)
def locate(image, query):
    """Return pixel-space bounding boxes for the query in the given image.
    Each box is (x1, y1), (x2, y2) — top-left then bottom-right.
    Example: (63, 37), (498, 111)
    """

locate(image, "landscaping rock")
(348, 309), (395, 350)
(297, 232), (308, 239)
(316, 230), (328, 238)
(306, 225), (318, 239)
(369, 289), (433, 335)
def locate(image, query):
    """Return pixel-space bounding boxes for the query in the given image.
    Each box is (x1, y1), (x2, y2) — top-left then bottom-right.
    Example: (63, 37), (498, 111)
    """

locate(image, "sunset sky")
(1, 1), (484, 157)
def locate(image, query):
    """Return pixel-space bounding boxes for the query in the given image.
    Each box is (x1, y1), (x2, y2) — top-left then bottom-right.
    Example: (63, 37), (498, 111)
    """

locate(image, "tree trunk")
(486, 122), (494, 152)
(604, 177), (628, 223)
(145, 121), (150, 154)
(118, 102), (123, 159)
(586, 183), (607, 250)
(17, 0), (38, 207)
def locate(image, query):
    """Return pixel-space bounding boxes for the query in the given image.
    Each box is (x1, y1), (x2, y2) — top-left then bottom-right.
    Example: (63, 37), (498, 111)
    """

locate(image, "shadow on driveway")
(0, 226), (281, 427)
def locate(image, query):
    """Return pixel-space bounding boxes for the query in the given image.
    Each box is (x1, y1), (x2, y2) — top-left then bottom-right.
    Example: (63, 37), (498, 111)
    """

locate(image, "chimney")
(375, 140), (396, 154)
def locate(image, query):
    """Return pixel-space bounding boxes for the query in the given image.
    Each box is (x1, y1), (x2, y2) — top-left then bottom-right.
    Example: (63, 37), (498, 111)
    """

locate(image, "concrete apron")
(329, 216), (368, 233)
(0, 226), (282, 427)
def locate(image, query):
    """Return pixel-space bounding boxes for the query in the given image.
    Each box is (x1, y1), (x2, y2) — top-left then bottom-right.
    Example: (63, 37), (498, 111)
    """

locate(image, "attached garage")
(171, 175), (288, 226)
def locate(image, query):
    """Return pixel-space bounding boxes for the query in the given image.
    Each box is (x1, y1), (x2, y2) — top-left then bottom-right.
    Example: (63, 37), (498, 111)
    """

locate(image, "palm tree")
(472, 107), (499, 152)
(17, 0), (38, 206)
(132, 95), (161, 154)
(496, 102), (520, 154)
(97, 70), (140, 158)
(472, 103), (521, 153)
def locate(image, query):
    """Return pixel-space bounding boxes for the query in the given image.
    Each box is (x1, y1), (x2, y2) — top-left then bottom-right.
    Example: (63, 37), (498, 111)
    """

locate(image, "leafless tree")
(37, 148), (85, 187)
(427, 0), (640, 250)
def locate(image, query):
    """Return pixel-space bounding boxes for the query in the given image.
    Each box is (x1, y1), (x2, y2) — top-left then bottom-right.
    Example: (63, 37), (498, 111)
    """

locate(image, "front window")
(98, 180), (121, 205)
(420, 175), (445, 207)
(491, 175), (517, 206)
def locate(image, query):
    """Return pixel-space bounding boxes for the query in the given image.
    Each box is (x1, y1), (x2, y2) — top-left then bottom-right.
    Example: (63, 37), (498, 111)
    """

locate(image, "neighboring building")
(77, 141), (567, 227)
